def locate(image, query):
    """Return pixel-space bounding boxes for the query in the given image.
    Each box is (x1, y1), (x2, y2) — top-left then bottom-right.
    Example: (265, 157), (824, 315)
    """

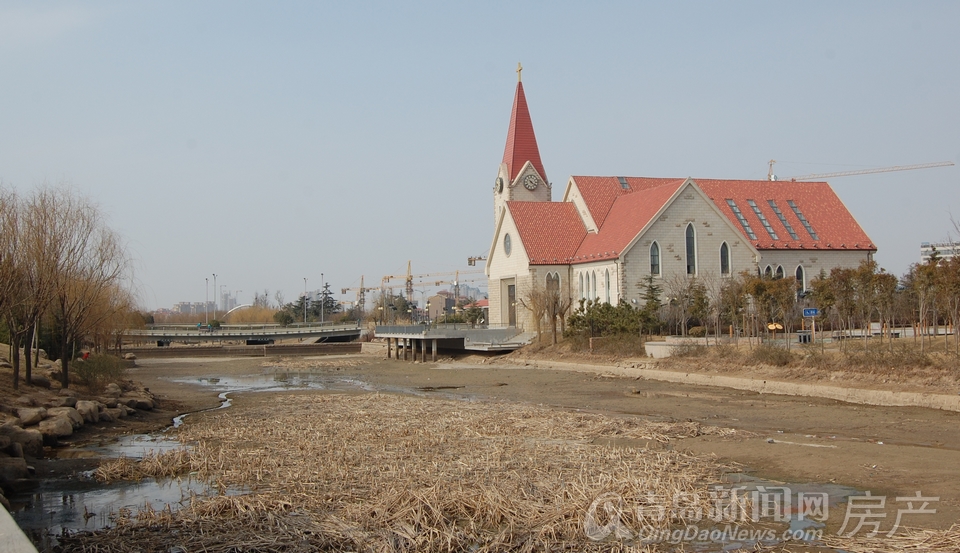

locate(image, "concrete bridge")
(125, 322), (362, 346)
(374, 324), (532, 361)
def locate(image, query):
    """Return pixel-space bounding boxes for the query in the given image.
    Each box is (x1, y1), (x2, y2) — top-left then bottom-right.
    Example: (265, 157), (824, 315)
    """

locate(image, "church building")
(485, 70), (876, 330)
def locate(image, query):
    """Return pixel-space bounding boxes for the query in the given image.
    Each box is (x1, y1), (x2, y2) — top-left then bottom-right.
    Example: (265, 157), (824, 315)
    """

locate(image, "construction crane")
(340, 275), (378, 313)
(380, 261), (485, 300)
(767, 159), (954, 182)
(467, 255), (487, 266)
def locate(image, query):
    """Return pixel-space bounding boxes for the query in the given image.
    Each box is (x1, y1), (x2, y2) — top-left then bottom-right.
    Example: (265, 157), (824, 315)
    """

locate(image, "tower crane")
(340, 275), (378, 313)
(467, 255), (487, 266)
(767, 159), (954, 182)
(380, 261), (485, 299)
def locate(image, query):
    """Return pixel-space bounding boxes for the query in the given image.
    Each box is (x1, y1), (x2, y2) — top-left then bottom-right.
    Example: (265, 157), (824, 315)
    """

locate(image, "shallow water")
(14, 475), (215, 549)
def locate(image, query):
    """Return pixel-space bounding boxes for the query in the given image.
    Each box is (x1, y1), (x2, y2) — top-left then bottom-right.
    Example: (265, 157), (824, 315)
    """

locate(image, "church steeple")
(501, 66), (547, 184)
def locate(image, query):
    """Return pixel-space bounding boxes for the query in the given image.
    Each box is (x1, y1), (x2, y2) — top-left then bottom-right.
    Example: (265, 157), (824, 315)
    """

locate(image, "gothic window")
(775, 265), (784, 279)
(685, 224), (697, 275)
(579, 273), (584, 300)
(546, 272), (560, 294)
(795, 265), (805, 291)
(604, 269), (611, 304)
(720, 242), (730, 275)
(650, 242), (660, 276)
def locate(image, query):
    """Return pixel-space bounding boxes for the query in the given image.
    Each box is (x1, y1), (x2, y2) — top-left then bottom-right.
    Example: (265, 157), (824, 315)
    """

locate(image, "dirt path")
(127, 353), (960, 532)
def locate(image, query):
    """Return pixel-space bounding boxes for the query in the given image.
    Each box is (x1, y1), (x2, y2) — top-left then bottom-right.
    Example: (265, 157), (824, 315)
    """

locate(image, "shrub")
(688, 326), (707, 337)
(749, 344), (795, 367)
(72, 353), (126, 390)
(672, 343), (708, 358)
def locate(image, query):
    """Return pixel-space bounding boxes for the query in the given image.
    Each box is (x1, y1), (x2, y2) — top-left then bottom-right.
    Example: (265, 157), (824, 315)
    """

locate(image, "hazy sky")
(2, 2), (958, 310)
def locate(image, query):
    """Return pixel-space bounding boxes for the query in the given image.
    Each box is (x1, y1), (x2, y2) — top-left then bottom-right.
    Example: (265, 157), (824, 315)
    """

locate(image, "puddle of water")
(12, 475), (219, 549)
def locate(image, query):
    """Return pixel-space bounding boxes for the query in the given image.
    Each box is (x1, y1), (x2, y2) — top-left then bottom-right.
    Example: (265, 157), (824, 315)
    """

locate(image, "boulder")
(2, 440), (24, 458)
(58, 388), (78, 398)
(102, 407), (125, 420)
(103, 382), (122, 398)
(47, 396), (78, 408)
(75, 401), (100, 424)
(134, 397), (155, 411)
(46, 407), (83, 429)
(39, 416), (74, 440)
(101, 398), (119, 408)
(16, 407), (46, 427)
(15, 396), (38, 407)
(122, 397), (139, 409)
(0, 426), (44, 458)
(0, 414), (21, 428)
(121, 405), (136, 417)
(29, 374), (51, 389)
(122, 353), (137, 360)
(0, 457), (29, 491)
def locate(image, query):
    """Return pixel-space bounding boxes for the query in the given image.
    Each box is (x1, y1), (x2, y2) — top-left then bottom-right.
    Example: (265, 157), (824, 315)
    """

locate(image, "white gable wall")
(620, 183), (757, 304)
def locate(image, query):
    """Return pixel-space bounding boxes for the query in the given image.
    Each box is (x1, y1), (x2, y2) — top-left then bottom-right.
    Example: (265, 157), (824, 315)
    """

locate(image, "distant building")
(426, 294), (455, 321)
(172, 301), (215, 315)
(920, 241), (959, 264)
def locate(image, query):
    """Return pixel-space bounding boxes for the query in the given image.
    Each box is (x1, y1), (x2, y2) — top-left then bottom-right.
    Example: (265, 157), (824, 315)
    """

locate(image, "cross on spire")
(517, 62), (522, 82)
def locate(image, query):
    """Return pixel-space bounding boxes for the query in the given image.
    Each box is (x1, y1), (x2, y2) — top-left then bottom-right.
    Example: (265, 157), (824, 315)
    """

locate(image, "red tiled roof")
(506, 176), (874, 268)
(694, 179), (875, 251)
(571, 176), (685, 228)
(502, 82), (547, 183)
(507, 201), (585, 265)
(573, 181), (683, 264)
(468, 299), (489, 308)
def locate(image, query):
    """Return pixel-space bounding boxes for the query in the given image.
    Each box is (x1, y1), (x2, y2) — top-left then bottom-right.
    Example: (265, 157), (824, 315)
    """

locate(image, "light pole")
(205, 278), (209, 325)
(220, 285), (226, 316)
(320, 272), (324, 324)
(212, 273), (218, 320)
(303, 277), (308, 324)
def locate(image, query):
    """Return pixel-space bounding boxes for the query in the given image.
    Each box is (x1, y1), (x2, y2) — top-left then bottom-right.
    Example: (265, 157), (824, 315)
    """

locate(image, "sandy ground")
(121, 352), (960, 533)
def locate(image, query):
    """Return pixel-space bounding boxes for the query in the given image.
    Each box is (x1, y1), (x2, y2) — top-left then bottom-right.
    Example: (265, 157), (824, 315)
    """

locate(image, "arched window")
(578, 273), (584, 300)
(764, 265), (773, 278)
(604, 269), (611, 304)
(795, 265), (805, 291)
(546, 272), (560, 294)
(775, 265), (784, 279)
(650, 242), (661, 275)
(591, 272), (597, 300)
(719, 242), (730, 275)
(685, 224), (697, 275)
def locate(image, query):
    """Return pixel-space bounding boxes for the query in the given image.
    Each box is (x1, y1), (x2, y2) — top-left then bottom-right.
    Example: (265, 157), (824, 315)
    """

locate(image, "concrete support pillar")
(394, 338), (400, 360)
(403, 338), (408, 361)
(386, 338), (392, 359)
(421, 339), (427, 362)
(431, 339), (437, 362)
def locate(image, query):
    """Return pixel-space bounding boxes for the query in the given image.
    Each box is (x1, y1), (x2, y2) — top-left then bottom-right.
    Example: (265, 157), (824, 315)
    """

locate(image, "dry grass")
(67, 393), (754, 552)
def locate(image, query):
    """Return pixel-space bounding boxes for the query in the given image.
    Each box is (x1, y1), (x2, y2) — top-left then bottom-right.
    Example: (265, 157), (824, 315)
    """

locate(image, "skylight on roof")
(747, 199), (778, 240)
(767, 200), (799, 240)
(617, 176), (630, 190)
(726, 199), (757, 240)
(787, 200), (819, 240)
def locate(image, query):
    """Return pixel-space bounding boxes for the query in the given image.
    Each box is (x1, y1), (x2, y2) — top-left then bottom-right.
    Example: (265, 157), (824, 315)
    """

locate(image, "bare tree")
(46, 192), (130, 388)
(0, 189), (25, 388)
(518, 278), (549, 343)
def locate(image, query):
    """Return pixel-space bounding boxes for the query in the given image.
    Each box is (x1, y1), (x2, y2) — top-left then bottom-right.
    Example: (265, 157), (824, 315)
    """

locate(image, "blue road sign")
(803, 308), (819, 317)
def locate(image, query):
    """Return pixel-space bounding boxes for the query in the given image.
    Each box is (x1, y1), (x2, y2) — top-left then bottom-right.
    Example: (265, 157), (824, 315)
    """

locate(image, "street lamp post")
(320, 272), (325, 324)
(205, 278), (209, 325)
(303, 277), (308, 324)
(212, 274), (218, 320)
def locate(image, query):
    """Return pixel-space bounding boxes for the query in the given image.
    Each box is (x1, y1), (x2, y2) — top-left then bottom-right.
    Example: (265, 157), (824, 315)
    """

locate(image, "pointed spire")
(501, 74), (546, 183)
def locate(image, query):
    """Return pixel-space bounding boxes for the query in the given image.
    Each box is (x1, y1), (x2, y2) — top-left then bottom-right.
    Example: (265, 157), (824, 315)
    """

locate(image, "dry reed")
(64, 394), (773, 552)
